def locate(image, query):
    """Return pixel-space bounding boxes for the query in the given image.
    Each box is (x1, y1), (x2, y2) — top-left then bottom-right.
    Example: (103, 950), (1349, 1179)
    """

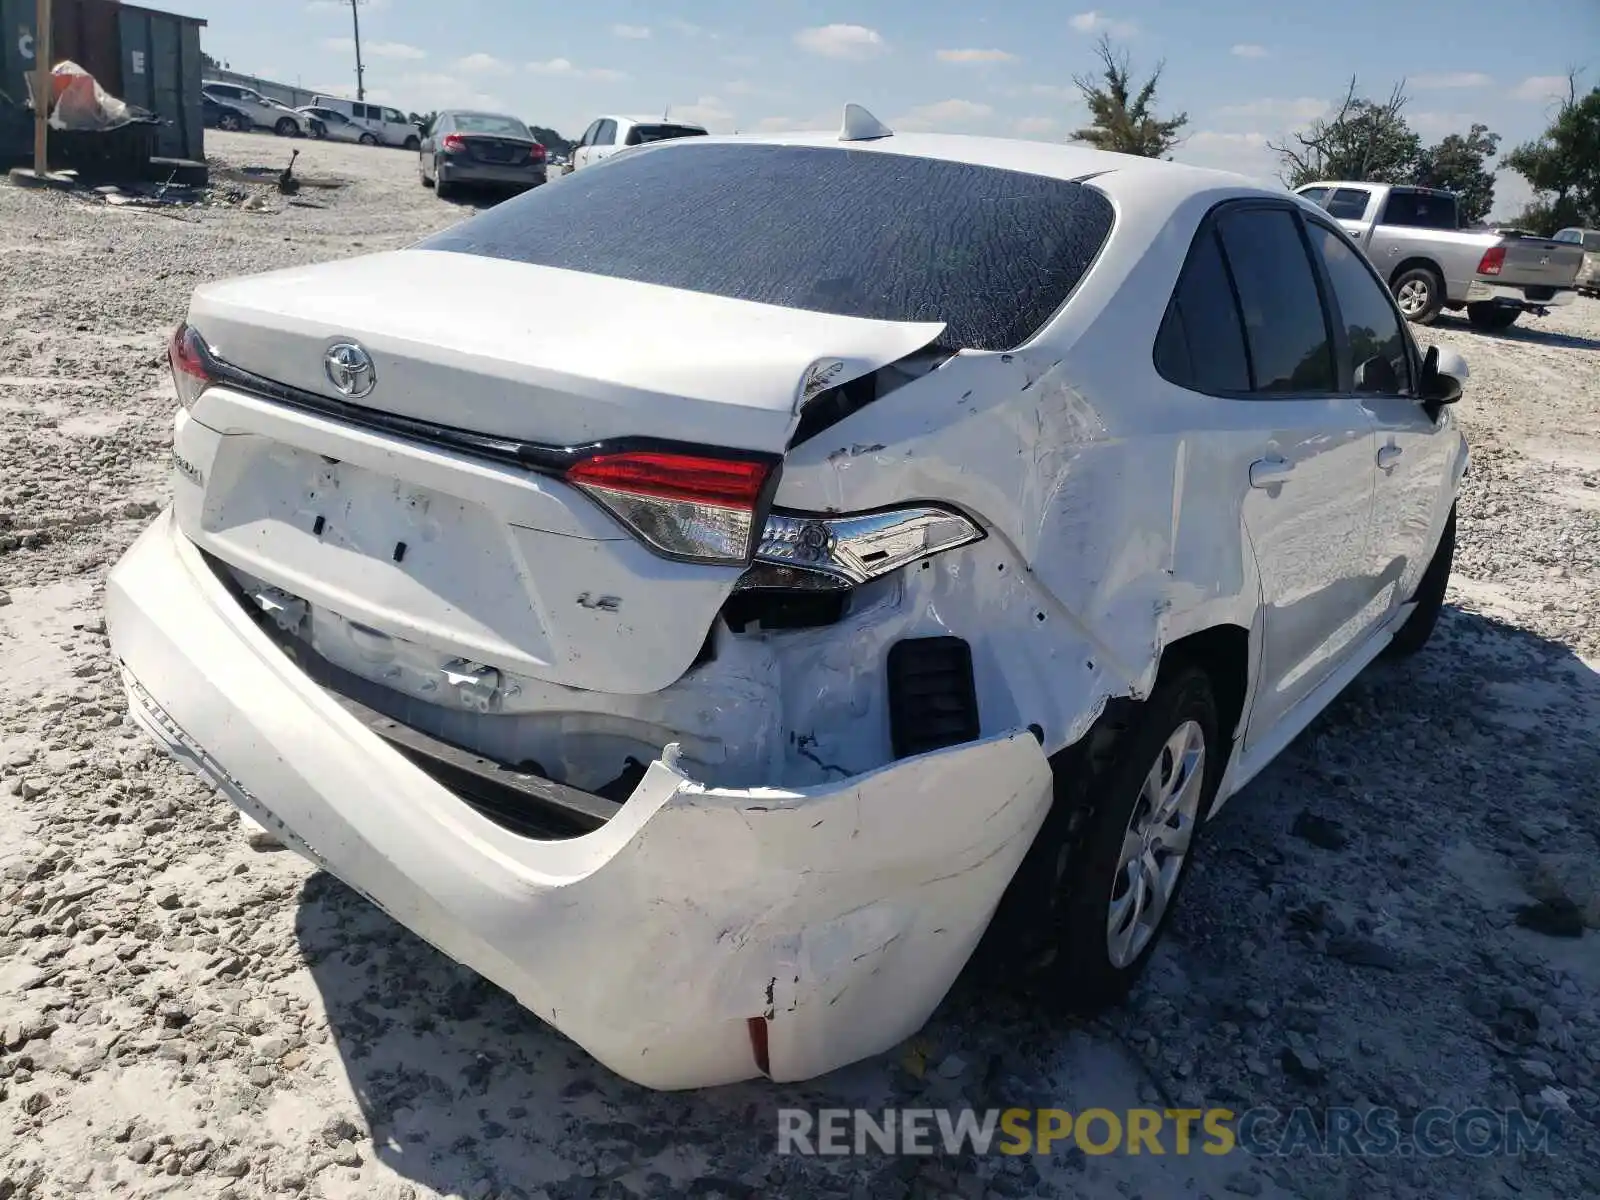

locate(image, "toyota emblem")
(324, 342), (376, 398)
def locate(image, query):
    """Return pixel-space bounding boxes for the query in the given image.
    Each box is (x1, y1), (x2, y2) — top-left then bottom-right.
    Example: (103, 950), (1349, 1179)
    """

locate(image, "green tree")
(1069, 36), (1188, 158)
(525, 124), (574, 155)
(1269, 79), (1420, 187)
(1410, 123), (1500, 225)
(1504, 74), (1600, 232)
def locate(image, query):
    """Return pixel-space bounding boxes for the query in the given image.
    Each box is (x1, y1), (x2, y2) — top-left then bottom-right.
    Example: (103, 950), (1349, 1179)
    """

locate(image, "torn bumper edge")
(106, 510), (1055, 1089)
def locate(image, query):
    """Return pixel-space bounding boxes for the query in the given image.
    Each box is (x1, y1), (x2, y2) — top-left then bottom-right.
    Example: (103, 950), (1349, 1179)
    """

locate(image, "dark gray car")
(419, 111), (549, 200)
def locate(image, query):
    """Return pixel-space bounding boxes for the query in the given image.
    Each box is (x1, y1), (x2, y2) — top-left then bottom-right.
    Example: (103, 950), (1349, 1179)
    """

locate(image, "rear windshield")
(626, 123), (708, 146)
(417, 142), (1115, 351)
(1380, 190), (1458, 230)
(453, 114), (533, 138)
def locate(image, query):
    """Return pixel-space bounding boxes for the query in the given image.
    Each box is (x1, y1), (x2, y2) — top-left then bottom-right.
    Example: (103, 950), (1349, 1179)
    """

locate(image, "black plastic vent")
(886, 637), (981, 759)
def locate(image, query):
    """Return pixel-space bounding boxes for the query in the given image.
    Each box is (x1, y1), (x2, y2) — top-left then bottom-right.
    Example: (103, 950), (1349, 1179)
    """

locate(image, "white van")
(308, 96), (420, 149)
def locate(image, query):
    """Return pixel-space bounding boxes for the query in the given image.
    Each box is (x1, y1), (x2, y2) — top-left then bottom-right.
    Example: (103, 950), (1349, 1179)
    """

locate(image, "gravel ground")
(3, 132), (1599, 1200)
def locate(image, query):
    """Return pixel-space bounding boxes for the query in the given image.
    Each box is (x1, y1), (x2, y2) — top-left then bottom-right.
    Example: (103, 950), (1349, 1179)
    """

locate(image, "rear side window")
(1380, 190), (1457, 230)
(1305, 223), (1411, 395)
(595, 120), (617, 145)
(1215, 208), (1336, 393)
(1153, 229), (1251, 393)
(1298, 187), (1330, 206)
(418, 142), (1116, 352)
(1324, 188), (1372, 221)
(1586, 233), (1600, 252)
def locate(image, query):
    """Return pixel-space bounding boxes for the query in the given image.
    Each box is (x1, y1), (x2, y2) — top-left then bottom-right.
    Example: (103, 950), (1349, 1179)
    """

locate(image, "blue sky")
(191, 0), (1597, 216)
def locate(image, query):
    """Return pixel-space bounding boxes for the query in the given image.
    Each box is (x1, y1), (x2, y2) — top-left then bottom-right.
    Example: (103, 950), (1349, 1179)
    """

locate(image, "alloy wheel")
(1106, 719), (1205, 968)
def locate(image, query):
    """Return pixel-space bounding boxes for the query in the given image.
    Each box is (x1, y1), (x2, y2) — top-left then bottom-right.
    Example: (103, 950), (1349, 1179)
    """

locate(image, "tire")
(218, 113), (243, 133)
(359, 133), (379, 146)
(419, 160), (433, 187)
(274, 117), (298, 137)
(1466, 303), (1520, 331)
(434, 166), (454, 201)
(404, 135), (421, 152)
(1384, 505), (1455, 658)
(1032, 665), (1224, 1013)
(310, 121), (327, 140)
(1391, 266), (1445, 325)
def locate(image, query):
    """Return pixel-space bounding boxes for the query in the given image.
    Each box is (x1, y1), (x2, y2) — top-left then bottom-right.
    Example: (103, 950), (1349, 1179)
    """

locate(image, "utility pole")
(349, 0), (366, 101)
(33, 0), (53, 174)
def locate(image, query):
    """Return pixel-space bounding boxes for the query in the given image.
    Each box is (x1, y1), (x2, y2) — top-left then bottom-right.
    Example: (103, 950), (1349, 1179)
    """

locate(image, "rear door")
(572, 120), (599, 170)
(1322, 186), (1377, 246)
(1303, 218), (1455, 616)
(1157, 204), (1379, 747)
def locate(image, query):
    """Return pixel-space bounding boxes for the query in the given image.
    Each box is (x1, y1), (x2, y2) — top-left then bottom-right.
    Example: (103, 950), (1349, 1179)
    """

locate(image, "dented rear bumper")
(106, 510), (1054, 1089)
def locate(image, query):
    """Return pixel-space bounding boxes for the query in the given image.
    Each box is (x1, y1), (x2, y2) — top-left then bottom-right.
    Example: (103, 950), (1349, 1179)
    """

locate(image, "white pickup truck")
(1295, 182), (1583, 331)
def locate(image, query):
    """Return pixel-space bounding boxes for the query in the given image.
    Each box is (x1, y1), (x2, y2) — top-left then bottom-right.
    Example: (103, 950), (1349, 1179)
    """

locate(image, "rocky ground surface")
(2, 132), (1599, 1200)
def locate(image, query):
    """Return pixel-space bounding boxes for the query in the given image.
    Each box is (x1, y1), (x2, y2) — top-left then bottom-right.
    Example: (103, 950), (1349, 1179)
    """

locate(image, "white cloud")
(895, 98), (994, 131)
(1175, 131), (1278, 181)
(672, 96), (736, 131)
(612, 24), (651, 39)
(936, 48), (1017, 64)
(390, 72), (506, 113)
(454, 53), (511, 75)
(1409, 111), (1481, 136)
(1014, 116), (1057, 136)
(1410, 71), (1492, 89)
(527, 58), (626, 81)
(1069, 12), (1139, 37)
(1214, 96), (1330, 122)
(1509, 74), (1569, 102)
(321, 38), (424, 61)
(667, 18), (717, 39)
(795, 24), (887, 60)
(1230, 44), (1269, 59)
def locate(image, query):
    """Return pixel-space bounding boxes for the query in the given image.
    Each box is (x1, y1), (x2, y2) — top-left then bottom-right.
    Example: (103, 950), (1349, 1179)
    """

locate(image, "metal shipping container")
(117, 3), (205, 161)
(1, 0), (206, 163)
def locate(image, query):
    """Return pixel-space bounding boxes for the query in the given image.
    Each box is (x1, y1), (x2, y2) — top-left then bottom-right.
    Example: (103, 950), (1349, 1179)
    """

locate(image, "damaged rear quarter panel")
(775, 341), (1259, 754)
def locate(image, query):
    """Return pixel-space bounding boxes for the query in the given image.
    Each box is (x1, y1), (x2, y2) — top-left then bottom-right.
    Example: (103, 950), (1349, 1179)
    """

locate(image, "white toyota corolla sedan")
(106, 105), (1469, 1090)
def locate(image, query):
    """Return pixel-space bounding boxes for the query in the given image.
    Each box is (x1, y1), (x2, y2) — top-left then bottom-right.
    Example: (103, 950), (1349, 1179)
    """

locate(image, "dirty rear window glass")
(625, 124), (707, 145)
(417, 142), (1115, 351)
(454, 114), (533, 138)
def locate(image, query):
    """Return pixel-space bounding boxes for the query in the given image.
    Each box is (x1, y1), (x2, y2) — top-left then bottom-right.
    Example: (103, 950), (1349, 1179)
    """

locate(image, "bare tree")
(1268, 78), (1419, 187)
(1070, 36), (1188, 159)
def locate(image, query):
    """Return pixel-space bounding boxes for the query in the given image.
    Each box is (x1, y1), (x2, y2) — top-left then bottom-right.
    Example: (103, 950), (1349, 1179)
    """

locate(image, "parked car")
(1552, 227), (1600, 297)
(107, 106), (1469, 1090)
(418, 111), (548, 198)
(308, 96), (420, 149)
(1295, 182), (1583, 330)
(566, 115), (708, 173)
(200, 81), (309, 137)
(297, 106), (363, 144)
(201, 93), (252, 133)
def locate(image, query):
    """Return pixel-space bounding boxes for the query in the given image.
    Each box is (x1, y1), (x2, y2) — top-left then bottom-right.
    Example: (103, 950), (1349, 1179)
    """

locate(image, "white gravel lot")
(2, 131), (1599, 1200)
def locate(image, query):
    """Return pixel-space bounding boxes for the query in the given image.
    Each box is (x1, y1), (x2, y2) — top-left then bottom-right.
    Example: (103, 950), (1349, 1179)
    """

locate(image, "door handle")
(1249, 457), (1295, 488)
(1377, 445), (1403, 470)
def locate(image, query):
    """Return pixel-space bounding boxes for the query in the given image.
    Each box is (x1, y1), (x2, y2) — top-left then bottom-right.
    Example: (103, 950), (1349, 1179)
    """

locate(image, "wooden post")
(33, 0), (54, 175)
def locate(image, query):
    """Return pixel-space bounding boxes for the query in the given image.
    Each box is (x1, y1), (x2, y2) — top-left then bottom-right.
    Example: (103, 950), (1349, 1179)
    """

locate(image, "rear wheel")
(404, 135), (421, 152)
(1029, 666), (1223, 1013)
(419, 160), (433, 187)
(1391, 266), (1445, 325)
(1385, 506), (1455, 658)
(359, 132), (379, 146)
(217, 112), (244, 133)
(1467, 303), (1520, 331)
(274, 117), (298, 137)
(434, 164), (455, 201)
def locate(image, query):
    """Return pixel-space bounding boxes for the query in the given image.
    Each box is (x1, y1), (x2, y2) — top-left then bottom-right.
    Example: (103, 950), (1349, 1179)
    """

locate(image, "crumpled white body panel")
(108, 512), (1053, 1089)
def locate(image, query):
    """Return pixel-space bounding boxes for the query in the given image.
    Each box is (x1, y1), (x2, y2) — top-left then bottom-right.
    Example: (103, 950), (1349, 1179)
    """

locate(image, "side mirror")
(1419, 345), (1467, 405)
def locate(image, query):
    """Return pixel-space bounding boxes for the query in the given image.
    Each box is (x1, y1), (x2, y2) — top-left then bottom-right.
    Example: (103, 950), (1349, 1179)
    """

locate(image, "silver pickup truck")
(1295, 181), (1583, 330)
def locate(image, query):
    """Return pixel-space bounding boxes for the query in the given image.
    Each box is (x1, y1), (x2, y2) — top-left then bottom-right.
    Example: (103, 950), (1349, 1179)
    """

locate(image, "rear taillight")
(168, 323), (212, 409)
(530, 141), (546, 163)
(1477, 246), (1505, 276)
(565, 450), (775, 564)
(441, 133), (466, 153)
(739, 506), (985, 591)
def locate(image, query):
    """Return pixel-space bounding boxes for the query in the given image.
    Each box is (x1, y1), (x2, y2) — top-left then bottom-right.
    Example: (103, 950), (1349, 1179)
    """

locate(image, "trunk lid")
(188, 249), (943, 452)
(180, 251), (944, 697)
(1485, 232), (1585, 288)
(456, 136), (537, 164)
